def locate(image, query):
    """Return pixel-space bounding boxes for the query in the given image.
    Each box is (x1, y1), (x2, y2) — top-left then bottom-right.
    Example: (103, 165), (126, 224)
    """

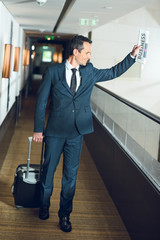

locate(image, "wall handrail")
(95, 84), (160, 124)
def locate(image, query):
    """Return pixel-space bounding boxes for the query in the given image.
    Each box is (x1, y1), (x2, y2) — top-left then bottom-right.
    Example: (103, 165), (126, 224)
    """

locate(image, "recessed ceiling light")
(36, 0), (47, 6)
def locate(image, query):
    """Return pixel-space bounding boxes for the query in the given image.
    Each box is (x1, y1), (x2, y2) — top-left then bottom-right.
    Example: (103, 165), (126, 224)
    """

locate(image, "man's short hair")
(69, 35), (92, 56)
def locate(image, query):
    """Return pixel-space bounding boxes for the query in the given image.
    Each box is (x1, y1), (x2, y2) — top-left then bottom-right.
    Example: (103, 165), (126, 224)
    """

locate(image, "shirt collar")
(66, 60), (79, 71)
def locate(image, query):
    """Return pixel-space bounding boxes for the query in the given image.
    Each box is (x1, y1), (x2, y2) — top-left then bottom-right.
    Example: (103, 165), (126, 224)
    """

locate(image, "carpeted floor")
(0, 82), (130, 240)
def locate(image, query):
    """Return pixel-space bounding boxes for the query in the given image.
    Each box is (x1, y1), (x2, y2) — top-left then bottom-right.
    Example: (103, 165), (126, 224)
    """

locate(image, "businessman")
(33, 35), (140, 232)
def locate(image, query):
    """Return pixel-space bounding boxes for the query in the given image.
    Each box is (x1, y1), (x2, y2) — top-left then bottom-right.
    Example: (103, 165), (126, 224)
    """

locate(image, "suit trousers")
(40, 135), (83, 218)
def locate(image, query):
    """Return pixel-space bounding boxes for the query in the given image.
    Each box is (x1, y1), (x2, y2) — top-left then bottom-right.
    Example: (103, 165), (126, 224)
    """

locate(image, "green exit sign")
(45, 36), (55, 40)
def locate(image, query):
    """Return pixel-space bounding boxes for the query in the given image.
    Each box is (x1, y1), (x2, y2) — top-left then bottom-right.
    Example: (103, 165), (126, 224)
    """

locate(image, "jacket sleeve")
(34, 67), (53, 133)
(93, 53), (135, 83)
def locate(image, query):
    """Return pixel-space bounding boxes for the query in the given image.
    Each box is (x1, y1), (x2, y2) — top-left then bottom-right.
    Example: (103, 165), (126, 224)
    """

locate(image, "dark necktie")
(70, 68), (77, 95)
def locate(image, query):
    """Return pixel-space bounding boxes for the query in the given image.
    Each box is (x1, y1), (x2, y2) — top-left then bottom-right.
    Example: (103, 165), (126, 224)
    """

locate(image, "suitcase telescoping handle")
(26, 136), (44, 179)
(26, 137), (33, 179)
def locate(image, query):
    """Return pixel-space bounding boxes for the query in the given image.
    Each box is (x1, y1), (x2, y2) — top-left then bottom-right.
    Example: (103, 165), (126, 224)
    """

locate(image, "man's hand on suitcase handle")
(33, 132), (43, 143)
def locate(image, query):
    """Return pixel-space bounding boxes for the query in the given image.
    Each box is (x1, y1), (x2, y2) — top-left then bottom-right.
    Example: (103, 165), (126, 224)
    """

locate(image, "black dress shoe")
(59, 216), (72, 232)
(39, 206), (49, 220)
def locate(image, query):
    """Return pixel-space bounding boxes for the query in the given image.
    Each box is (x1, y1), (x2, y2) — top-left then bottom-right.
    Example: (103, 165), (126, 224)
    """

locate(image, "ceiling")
(1, 0), (159, 40)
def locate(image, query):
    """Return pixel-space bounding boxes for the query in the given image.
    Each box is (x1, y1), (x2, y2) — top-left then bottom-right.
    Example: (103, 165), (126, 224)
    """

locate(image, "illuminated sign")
(42, 46), (49, 49)
(45, 36), (55, 40)
(42, 51), (52, 62)
(80, 18), (99, 27)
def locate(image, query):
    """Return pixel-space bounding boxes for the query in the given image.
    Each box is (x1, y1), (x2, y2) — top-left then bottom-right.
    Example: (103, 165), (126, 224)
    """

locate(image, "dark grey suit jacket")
(34, 53), (135, 137)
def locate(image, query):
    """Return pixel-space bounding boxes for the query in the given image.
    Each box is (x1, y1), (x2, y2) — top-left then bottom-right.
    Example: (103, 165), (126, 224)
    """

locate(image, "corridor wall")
(0, 2), (25, 126)
(88, 2), (160, 238)
(91, 2), (160, 117)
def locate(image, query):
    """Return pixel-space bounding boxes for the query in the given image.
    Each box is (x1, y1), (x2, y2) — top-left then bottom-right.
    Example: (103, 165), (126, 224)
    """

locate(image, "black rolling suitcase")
(11, 137), (44, 208)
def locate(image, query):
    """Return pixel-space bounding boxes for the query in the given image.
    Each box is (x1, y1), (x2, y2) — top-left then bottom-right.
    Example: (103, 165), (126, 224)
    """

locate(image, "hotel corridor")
(0, 81), (130, 240)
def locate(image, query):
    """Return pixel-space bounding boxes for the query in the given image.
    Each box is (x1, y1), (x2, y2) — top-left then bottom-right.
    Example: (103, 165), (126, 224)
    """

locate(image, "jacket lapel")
(58, 61), (72, 95)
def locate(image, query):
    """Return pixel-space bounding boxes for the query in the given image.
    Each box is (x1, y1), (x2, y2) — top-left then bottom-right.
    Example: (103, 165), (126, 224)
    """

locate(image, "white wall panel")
(0, 2), (24, 125)
(91, 5), (160, 117)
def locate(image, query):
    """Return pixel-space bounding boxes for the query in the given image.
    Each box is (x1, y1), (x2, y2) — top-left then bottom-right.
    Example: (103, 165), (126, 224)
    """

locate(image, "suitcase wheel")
(16, 205), (23, 209)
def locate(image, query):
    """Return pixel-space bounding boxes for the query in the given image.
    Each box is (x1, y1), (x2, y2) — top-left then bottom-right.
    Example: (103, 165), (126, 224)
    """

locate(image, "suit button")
(72, 110), (74, 112)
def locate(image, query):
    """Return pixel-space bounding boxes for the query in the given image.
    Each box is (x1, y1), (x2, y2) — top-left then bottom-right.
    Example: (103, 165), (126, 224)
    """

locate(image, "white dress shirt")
(65, 60), (81, 92)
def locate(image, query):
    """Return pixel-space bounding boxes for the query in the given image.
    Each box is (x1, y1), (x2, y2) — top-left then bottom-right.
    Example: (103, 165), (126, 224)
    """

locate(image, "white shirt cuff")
(130, 53), (135, 59)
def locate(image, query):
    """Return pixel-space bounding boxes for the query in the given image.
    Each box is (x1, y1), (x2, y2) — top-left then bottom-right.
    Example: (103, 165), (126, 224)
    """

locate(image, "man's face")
(74, 42), (91, 66)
